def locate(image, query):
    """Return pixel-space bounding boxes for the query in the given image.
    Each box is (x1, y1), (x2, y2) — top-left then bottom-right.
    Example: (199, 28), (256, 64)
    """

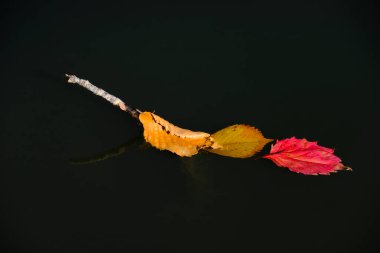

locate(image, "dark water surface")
(1, 1), (379, 252)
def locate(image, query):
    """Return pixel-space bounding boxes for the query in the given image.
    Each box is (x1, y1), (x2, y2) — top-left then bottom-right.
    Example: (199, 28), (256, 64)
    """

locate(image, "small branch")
(66, 74), (140, 119)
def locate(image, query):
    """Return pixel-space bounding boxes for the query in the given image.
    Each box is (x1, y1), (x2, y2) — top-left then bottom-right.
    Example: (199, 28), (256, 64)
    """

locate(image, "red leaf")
(263, 137), (351, 175)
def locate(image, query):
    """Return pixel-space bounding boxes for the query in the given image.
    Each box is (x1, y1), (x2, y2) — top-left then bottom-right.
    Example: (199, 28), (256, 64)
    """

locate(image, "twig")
(66, 74), (140, 119)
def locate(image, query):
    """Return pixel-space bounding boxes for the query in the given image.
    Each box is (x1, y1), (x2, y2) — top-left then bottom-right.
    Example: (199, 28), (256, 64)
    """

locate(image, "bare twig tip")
(65, 74), (77, 84)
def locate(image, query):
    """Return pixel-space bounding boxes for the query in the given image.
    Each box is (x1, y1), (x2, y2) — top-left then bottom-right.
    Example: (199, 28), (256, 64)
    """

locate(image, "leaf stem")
(65, 74), (140, 119)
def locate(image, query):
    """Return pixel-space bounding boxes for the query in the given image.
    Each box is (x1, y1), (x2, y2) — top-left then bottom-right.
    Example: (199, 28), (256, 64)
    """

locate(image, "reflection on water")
(69, 135), (146, 165)
(69, 136), (221, 222)
(156, 155), (223, 222)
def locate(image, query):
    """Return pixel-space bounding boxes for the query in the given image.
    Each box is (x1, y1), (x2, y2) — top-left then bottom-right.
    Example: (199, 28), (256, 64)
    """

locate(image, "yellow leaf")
(139, 112), (219, 157)
(208, 124), (272, 158)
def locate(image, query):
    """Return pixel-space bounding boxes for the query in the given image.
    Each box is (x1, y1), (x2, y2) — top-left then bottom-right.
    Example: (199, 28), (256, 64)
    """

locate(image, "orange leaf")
(139, 112), (219, 157)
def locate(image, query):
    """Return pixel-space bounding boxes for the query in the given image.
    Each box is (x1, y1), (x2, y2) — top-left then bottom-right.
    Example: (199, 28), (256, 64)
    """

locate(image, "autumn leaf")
(208, 125), (272, 158)
(263, 137), (351, 175)
(139, 112), (219, 157)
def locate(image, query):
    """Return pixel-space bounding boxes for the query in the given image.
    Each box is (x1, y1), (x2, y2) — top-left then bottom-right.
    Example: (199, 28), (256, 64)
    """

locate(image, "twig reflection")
(69, 135), (146, 165)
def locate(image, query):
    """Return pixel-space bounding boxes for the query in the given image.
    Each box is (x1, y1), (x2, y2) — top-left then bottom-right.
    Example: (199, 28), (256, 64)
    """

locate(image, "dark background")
(1, 0), (379, 252)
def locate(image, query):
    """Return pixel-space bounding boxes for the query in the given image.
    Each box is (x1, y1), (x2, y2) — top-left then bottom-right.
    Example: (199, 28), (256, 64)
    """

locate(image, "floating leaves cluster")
(66, 75), (351, 175)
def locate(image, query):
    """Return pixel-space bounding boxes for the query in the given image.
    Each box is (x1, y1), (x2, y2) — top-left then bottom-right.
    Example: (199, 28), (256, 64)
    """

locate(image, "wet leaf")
(263, 137), (351, 175)
(139, 112), (218, 157)
(208, 125), (272, 158)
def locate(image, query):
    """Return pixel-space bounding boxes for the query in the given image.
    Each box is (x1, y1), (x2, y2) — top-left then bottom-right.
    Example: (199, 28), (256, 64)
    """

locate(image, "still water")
(1, 1), (379, 252)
